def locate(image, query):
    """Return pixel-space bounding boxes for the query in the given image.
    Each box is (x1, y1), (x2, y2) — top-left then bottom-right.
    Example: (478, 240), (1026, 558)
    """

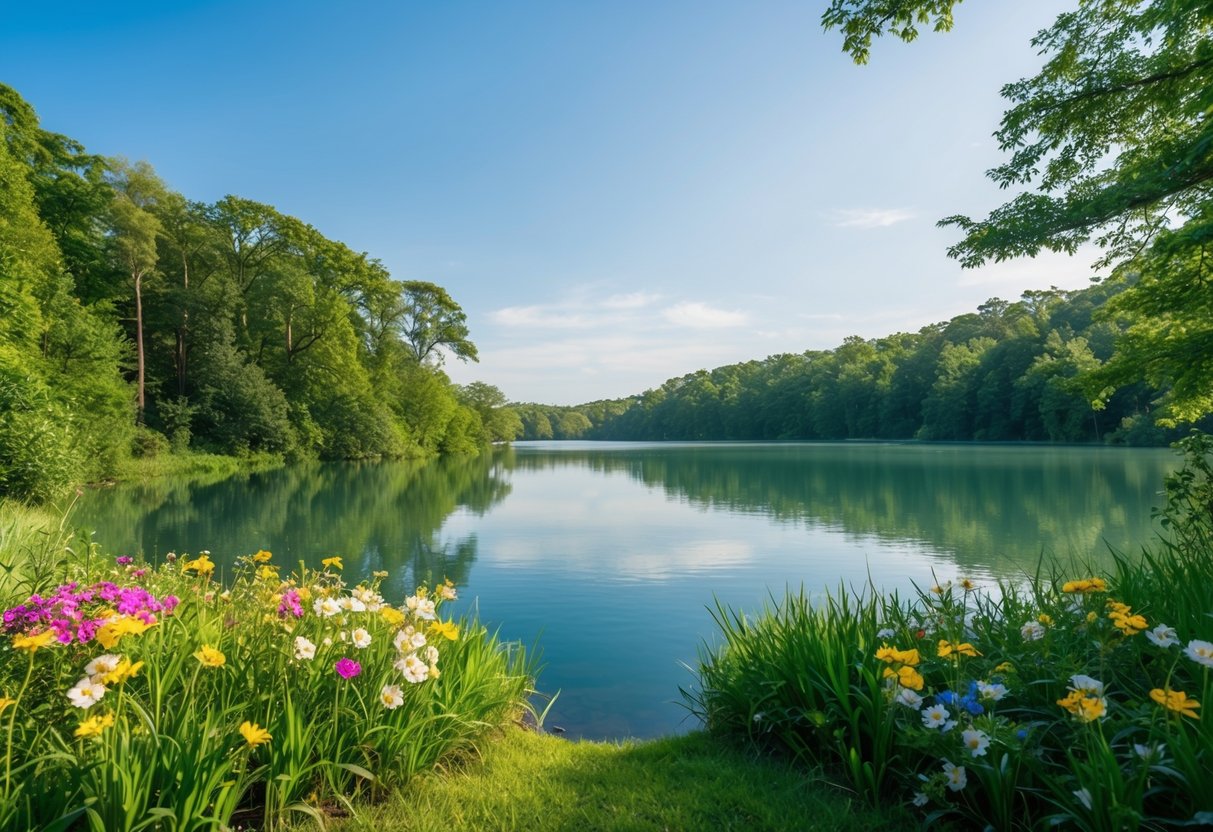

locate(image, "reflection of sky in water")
(72, 443), (1178, 740)
(440, 460), (1022, 739)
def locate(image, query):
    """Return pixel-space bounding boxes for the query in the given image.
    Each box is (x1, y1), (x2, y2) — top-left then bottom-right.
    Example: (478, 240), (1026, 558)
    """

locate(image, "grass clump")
(0, 547), (534, 830)
(688, 433), (1213, 830)
(310, 725), (904, 832)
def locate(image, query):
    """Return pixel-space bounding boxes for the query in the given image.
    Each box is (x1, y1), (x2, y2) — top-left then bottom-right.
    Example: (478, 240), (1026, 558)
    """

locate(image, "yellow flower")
(239, 720), (272, 747)
(1150, 688), (1200, 719)
(101, 658), (144, 686)
(937, 640), (981, 659)
(1057, 690), (1107, 723)
(882, 665), (924, 690)
(74, 712), (115, 738)
(380, 607), (405, 627)
(11, 630), (57, 652)
(994, 661), (1014, 674)
(182, 554), (215, 577)
(875, 645), (919, 666)
(257, 565), (279, 581)
(321, 556), (343, 571)
(194, 645), (226, 668)
(1106, 600), (1131, 615)
(1108, 608), (1147, 636)
(252, 550), (273, 563)
(1062, 578), (1108, 594)
(95, 616), (155, 650)
(373, 570), (389, 579)
(1038, 614), (1054, 627)
(1085, 611), (1098, 624)
(429, 620), (460, 641)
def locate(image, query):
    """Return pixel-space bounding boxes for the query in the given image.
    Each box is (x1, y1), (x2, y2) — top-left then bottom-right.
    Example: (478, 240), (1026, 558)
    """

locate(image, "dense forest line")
(514, 279), (1213, 444)
(0, 84), (520, 502)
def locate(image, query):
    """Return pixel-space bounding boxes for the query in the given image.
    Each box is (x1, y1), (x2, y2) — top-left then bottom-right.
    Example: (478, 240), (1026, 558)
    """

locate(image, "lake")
(72, 441), (1179, 739)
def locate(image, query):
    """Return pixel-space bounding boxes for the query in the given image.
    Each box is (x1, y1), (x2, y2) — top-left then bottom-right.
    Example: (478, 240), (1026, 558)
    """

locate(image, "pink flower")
(278, 590), (303, 618)
(335, 658), (361, 679)
(116, 556), (133, 566)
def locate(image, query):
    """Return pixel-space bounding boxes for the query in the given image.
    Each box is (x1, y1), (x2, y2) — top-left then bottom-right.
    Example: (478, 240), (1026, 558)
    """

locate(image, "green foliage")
(822, 0), (962, 64)
(689, 434), (1213, 829)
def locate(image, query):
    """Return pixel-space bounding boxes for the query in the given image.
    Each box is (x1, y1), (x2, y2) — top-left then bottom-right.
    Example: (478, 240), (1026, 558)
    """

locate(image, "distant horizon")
(2, 0), (1096, 405)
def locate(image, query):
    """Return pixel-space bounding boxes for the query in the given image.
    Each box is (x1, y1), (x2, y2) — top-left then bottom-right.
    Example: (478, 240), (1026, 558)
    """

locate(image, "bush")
(688, 433), (1213, 830)
(129, 426), (170, 459)
(0, 549), (536, 830)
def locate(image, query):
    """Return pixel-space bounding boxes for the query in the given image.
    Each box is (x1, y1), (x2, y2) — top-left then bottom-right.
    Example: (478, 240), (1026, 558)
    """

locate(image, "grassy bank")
(303, 726), (904, 832)
(107, 448), (285, 485)
(689, 434), (1213, 830)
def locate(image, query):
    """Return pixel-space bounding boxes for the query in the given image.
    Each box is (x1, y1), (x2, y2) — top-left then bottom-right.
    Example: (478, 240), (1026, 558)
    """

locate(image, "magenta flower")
(116, 556), (133, 566)
(278, 589), (304, 619)
(335, 657), (361, 679)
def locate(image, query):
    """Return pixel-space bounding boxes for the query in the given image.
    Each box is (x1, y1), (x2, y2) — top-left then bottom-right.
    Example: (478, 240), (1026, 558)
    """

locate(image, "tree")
(826, 0), (1213, 424)
(397, 281), (478, 365)
(107, 158), (166, 422)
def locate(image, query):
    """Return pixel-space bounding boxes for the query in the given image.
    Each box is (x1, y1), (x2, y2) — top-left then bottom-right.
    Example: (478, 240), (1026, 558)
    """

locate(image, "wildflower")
(1069, 675), (1105, 696)
(339, 596), (367, 613)
(74, 712), (115, 738)
(293, 636), (316, 660)
(372, 570), (389, 579)
(976, 681), (1008, 702)
(278, 589), (303, 619)
(67, 677), (107, 708)
(115, 556), (133, 566)
(930, 582), (951, 595)
(958, 577), (978, 592)
(876, 627), (896, 640)
(1057, 690), (1107, 722)
(194, 645), (226, 668)
(1020, 621), (1046, 641)
(380, 684), (404, 709)
(351, 628), (372, 649)
(1150, 688), (1200, 719)
(240, 721), (272, 747)
(334, 657), (361, 679)
(322, 556), (343, 571)
(428, 660), (440, 679)
(1106, 600), (1131, 615)
(895, 688), (924, 710)
(406, 595), (436, 620)
(252, 550), (273, 563)
(1146, 624), (1180, 648)
(440, 581), (457, 601)
(993, 661), (1014, 674)
(961, 728), (990, 757)
(1133, 742), (1164, 762)
(883, 665), (925, 691)
(1108, 607), (1148, 636)
(922, 705), (951, 730)
(85, 654), (123, 681)
(1062, 578), (1107, 593)
(942, 760), (967, 791)
(256, 565), (278, 581)
(429, 620), (460, 641)
(937, 640), (980, 659)
(396, 653), (429, 684)
(912, 792), (929, 807)
(937, 684), (984, 716)
(381, 607), (405, 626)
(1184, 640), (1213, 669)
(182, 554), (215, 577)
(424, 645), (439, 663)
(11, 630), (56, 652)
(1074, 788), (1093, 811)
(313, 597), (341, 618)
(96, 615), (155, 649)
(1038, 613), (1054, 626)
(101, 657), (143, 685)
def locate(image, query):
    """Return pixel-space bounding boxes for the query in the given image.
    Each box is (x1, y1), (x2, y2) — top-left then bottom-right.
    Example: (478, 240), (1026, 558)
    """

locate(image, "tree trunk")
(135, 271), (145, 424)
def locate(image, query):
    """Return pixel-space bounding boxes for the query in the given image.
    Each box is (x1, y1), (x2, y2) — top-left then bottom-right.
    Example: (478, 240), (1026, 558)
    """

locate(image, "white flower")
(84, 654), (122, 681)
(314, 597), (342, 618)
(876, 627), (896, 640)
(379, 684), (404, 710)
(1145, 625), (1179, 648)
(393, 626), (426, 652)
(1020, 620), (1046, 641)
(440, 584), (457, 601)
(1069, 675), (1105, 696)
(67, 677), (107, 708)
(1073, 788), (1092, 811)
(922, 705), (951, 730)
(351, 628), (372, 649)
(961, 728), (990, 758)
(395, 653), (429, 684)
(1065, 596), (1086, 615)
(339, 596), (367, 613)
(294, 636), (317, 660)
(1184, 639), (1213, 669)
(1133, 742), (1164, 762)
(895, 688), (924, 710)
(976, 681), (1008, 701)
(942, 760), (967, 791)
(912, 791), (929, 807)
(322, 636), (333, 647)
(406, 596), (437, 620)
(423, 645), (439, 663)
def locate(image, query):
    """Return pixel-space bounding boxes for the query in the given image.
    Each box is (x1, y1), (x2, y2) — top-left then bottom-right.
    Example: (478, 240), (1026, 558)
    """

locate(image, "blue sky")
(2, 0), (1095, 404)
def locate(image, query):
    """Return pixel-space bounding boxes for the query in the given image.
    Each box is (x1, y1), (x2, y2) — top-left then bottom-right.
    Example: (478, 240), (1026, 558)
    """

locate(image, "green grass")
(310, 726), (906, 832)
(108, 449), (283, 484)
(0, 497), (75, 604)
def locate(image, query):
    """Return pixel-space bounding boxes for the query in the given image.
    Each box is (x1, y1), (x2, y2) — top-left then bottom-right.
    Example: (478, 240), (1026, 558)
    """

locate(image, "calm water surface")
(73, 441), (1178, 739)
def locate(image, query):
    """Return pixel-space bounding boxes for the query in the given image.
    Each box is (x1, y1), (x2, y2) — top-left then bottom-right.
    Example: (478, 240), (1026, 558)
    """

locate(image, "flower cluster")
(2, 581), (178, 646)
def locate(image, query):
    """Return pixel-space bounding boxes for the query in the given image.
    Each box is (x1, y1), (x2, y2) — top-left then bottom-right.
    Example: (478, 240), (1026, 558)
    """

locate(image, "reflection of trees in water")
(73, 454), (512, 590)
(505, 444), (1177, 573)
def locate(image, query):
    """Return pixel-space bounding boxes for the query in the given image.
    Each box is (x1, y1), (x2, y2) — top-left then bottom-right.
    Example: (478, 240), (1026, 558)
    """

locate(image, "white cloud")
(601, 291), (661, 309)
(662, 301), (749, 328)
(831, 208), (916, 229)
(953, 246), (1101, 290)
(490, 305), (590, 329)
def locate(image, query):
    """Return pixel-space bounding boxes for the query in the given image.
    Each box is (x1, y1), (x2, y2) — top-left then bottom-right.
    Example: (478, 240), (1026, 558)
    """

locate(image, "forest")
(516, 277), (1213, 444)
(0, 84), (520, 502)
